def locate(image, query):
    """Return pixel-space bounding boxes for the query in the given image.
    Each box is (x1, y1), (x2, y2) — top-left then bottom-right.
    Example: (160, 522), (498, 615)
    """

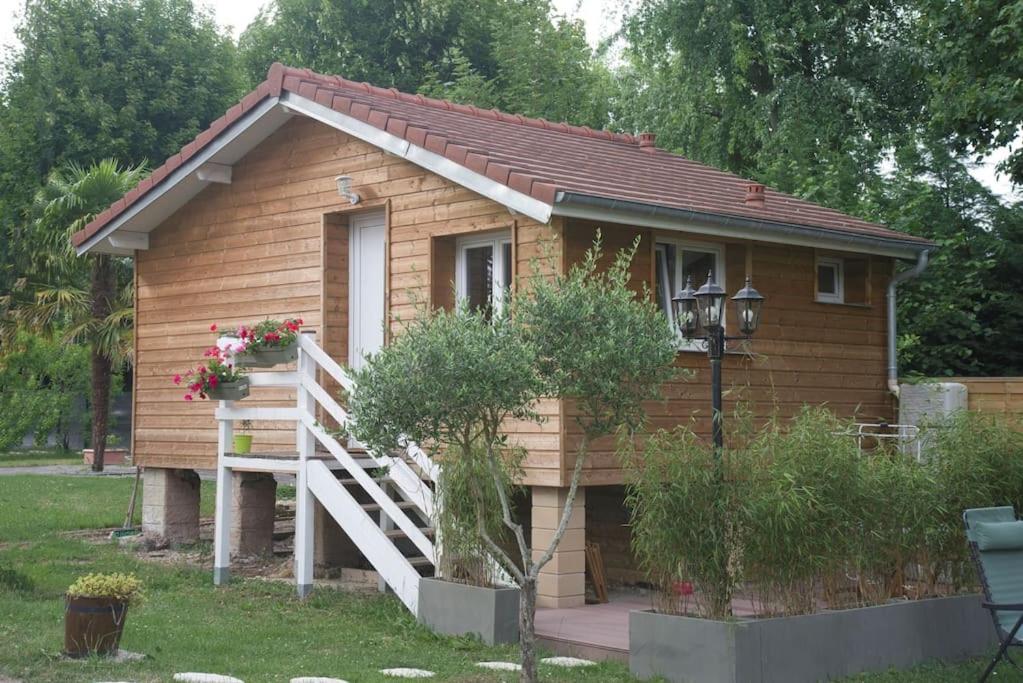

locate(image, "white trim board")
(551, 203), (925, 260)
(76, 96), (289, 255)
(279, 93), (554, 225)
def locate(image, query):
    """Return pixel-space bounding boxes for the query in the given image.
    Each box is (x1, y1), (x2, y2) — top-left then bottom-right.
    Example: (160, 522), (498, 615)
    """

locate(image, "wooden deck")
(535, 590), (768, 662)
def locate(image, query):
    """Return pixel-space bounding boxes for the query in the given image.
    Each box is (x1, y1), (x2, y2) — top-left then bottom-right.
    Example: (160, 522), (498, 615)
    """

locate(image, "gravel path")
(0, 464), (137, 476)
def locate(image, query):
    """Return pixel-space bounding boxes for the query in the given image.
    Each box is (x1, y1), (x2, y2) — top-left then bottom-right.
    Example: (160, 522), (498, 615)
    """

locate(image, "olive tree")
(350, 239), (678, 682)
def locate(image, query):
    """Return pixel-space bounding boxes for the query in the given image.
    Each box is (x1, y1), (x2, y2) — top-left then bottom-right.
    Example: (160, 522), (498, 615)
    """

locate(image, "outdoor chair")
(964, 506), (1023, 682)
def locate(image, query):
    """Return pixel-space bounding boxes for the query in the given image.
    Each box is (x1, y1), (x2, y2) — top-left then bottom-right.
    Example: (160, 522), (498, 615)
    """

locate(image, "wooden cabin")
(72, 63), (933, 611)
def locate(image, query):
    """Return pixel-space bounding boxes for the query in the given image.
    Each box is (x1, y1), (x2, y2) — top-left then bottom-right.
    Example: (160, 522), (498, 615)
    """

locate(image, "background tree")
(0, 0), (243, 270)
(923, 0), (1023, 185)
(1, 160), (144, 471)
(0, 330), (94, 451)
(238, 0), (504, 91)
(241, 0), (613, 129)
(616, 0), (925, 210)
(419, 1), (614, 129)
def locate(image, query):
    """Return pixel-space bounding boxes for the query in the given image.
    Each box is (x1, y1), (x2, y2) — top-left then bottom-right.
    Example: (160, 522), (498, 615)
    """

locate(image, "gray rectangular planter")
(630, 595), (994, 683)
(417, 577), (519, 645)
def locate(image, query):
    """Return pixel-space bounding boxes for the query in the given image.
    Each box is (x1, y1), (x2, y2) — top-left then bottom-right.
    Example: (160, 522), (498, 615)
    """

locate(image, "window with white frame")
(654, 240), (725, 342)
(816, 256), (844, 303)
(455, 231), (512, 320)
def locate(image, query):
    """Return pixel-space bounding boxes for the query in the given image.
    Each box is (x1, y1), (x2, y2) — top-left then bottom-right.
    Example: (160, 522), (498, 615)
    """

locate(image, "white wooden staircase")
(212, 332), (440, 613)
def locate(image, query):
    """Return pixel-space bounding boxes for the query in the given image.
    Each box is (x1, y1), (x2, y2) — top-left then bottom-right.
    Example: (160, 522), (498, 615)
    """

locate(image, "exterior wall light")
(335, 175), (360, 205)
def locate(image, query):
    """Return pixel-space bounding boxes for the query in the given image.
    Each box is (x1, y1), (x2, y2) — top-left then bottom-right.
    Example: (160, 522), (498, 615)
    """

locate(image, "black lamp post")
(672, 272), (764, 453)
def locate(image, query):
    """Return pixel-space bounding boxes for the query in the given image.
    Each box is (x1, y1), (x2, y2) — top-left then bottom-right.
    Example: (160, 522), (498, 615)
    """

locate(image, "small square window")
(816, 257), (844, 303)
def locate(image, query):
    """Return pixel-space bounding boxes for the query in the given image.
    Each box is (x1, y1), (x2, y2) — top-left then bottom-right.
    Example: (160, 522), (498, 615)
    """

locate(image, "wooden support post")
(213, 403), (233, 585)
(294, 331), (317, 598)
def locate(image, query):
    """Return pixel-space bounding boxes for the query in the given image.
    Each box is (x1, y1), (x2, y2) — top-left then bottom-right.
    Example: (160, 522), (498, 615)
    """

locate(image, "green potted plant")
(64, 572), (142, 658)
(234, 318), (303, 367)
(174, 345), (249, 401)
(233, 419), (254, 454)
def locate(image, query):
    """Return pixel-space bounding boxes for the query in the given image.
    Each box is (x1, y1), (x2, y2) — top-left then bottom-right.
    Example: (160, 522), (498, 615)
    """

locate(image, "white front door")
(348, 211), (386, 372)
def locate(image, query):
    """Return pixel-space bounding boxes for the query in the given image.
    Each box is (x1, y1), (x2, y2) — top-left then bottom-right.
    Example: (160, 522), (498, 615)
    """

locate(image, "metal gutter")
(553, 192), (933, 260)
(886, 250), (930, 396)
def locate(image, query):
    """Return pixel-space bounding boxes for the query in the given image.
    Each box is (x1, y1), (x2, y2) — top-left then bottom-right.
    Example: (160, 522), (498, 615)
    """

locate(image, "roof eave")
(75, 95), (290, 256)
(552, 192), (934, 261)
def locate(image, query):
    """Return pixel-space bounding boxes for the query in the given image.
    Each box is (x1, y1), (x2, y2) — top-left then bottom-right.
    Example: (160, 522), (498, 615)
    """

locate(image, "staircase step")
(383, 526), (435, 540)
(361, 501), (418, 512)
(336, 476), (393, 486)
(408, 556), (434, 568)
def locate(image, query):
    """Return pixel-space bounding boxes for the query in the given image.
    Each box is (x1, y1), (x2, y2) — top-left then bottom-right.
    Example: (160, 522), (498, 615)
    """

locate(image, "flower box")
(82, 448), (130, 466)
(235, 341), (298, 368)
(629, 595), (995, 683)
(206, 378), (250, 401)
(417, 577), (519, 645)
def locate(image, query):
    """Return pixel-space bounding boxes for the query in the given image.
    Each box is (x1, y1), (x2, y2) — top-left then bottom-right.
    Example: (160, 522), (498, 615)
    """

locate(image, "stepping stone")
(541, 656), (596, 668)
(379, 668), (435, 679)
(476, 661), (521, 671)
(173, 675), (244, 683)
(290, 679), (350, 683)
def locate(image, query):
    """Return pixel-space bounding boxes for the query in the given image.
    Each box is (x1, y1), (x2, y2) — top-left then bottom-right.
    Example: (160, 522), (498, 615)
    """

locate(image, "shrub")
(67, 573), (143, 603)
(923, 411), (1023, 589)
(626, 406), (1005, 618)
(741, 408), (862, 615)
(625, 427), (742, 618)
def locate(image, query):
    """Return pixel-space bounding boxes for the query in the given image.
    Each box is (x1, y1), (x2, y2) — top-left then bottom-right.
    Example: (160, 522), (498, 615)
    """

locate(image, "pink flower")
(208, 375), (219, 387)
(172, 374), (182, 385)
(198, 366), (207, 374)
(184, 394), (193, 401)
(210, 323), (218, 332)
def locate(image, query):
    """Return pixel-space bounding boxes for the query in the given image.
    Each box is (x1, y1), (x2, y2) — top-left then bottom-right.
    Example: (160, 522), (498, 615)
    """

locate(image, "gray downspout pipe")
(887, 250), (930, 397)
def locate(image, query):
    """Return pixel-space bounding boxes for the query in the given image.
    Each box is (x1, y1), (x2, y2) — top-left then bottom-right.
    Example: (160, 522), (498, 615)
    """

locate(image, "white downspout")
(887, 250), (930, 397)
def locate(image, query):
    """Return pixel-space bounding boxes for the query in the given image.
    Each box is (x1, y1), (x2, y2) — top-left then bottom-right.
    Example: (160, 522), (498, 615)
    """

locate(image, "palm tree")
(1, 159), (146, 471)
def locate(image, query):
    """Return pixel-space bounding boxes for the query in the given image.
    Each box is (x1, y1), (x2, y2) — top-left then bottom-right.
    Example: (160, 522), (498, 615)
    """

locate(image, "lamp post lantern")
(672, 271), (764, 454)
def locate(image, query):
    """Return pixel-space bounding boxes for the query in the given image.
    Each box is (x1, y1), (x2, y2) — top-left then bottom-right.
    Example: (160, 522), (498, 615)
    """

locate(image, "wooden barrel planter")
(235, 342), (298, 368)
(206, 378), (250, 401)
(64, 595), (129, 657)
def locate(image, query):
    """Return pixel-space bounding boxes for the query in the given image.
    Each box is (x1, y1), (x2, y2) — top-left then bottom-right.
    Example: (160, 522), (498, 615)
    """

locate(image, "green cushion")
(975, 521), (1023, 551)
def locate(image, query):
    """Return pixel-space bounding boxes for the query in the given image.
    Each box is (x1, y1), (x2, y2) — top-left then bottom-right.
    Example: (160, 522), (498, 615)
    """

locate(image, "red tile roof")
(72, 63), (931, 249)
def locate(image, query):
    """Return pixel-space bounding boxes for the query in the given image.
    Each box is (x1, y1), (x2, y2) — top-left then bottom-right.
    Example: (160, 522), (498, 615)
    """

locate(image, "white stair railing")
(212, 331), (438, 614)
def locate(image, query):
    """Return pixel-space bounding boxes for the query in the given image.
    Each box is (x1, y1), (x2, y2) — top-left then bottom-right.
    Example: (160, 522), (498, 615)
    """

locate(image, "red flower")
(184, 394), (193, 401)
(296, 318), (303, 325)
(674, 581), (695, 597)
(208, 375), (219, 387)
(198, 365), (207, 374)
(172, 374), (182, 385)
(190, 382), (202, 392)
(210, 323), (218, 332)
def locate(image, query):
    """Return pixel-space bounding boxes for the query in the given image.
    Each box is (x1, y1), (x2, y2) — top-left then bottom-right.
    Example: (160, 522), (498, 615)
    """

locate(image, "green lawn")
(0, 448), (83, 468)
(0, 474), (1018, 682)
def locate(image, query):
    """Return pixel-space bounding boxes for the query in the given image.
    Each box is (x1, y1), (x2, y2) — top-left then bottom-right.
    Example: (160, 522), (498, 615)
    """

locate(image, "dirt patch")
(67, 515), (381, 590)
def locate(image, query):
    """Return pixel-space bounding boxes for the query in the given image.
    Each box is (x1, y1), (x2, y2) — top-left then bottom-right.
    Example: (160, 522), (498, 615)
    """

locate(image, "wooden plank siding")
(133, 114), (895, 486)
(951, 378), (1023, 421)
(559, 219), (896, 486)
(133, 116), (561, 481)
